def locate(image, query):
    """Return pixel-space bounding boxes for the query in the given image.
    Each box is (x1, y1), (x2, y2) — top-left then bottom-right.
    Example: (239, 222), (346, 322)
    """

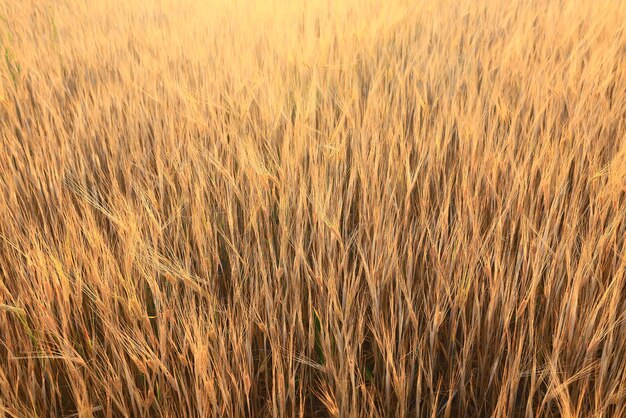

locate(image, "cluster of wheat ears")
(1, 0), (626, 416)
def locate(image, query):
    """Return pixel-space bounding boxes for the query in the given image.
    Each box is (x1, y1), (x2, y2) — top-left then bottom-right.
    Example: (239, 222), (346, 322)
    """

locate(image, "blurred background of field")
(1, 0), (626, 416)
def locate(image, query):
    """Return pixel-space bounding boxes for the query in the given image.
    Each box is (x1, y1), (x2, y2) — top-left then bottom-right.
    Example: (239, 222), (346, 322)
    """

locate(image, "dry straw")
(1, 0), (625, 416)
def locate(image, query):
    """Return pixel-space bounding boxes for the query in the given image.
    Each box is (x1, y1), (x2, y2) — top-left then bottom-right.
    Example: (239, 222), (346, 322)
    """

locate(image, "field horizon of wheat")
(1, 0), (626, 416)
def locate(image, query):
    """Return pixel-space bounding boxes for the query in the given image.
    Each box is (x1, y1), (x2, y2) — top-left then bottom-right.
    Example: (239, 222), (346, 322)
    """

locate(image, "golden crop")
(1, 0), (625, 416)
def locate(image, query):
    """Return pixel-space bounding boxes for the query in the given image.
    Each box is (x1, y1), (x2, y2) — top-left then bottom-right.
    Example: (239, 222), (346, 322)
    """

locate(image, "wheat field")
(1, 0), (626, 416)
